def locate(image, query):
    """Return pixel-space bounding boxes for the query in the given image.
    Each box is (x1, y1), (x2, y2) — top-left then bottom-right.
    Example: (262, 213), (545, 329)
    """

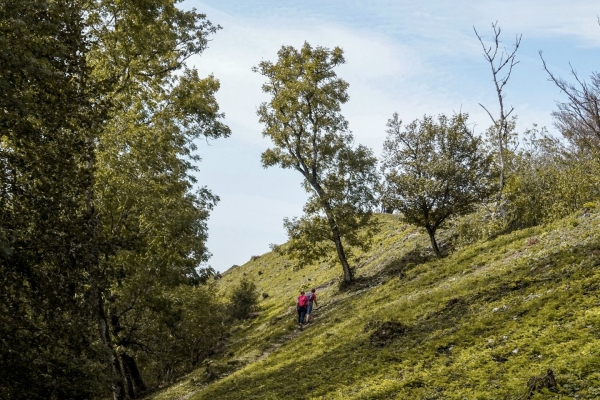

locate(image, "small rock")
(369, 321), (407, 347)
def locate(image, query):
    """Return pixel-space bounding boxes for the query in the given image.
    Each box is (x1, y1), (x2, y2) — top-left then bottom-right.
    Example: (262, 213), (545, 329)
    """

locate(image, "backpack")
(298, 295), (308, 308)
(306, 292), (314, 303)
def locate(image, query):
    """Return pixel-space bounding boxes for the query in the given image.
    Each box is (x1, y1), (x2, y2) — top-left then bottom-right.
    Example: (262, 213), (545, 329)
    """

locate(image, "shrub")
(451, 131), (600, 247)
(450, 206), (509, 247)
(228, 278), (260, 320)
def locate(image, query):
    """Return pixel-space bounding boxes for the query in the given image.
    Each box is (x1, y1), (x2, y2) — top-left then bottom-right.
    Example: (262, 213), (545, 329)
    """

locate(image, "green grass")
(149, 209), (600, 399)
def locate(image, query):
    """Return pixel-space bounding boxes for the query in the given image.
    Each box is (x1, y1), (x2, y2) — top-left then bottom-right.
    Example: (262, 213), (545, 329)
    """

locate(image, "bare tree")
(474, 22), (522, 203)
(540, 53), (600, 153)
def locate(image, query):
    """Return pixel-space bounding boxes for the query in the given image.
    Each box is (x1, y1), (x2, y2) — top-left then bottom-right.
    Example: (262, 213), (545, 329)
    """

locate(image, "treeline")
(0, 1), (246, 399)
(2, 2), (600, 399)
(255, 30), (600, 284)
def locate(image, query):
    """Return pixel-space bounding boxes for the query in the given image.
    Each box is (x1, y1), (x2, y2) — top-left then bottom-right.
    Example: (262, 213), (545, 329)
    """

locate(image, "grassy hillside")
(150, 207), (600, 399)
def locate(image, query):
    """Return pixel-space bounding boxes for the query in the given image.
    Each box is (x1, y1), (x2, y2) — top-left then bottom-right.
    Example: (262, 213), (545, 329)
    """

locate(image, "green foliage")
(382, 113), (496, 256)
(452, 127), (600, 248)
(503, 129), (600, 228)
(86, 0), (230, 397)
(132, 283), (228, 387)
(151, 210), (600, 400)
(255, 42), (379, 282)
(228, 278), (260, 320)
(0, 1), (107, 398)
(449, 206), (501, 247)
(0, 1), (230, 398)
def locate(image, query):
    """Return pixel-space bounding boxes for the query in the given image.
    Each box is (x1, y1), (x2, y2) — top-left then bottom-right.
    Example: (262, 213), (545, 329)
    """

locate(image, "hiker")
(305, 288), (318, 323)
(296, 290), (308, 330)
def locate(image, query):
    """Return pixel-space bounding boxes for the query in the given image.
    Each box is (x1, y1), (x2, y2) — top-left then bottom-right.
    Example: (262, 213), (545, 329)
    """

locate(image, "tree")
(254, 42), (378, 283)
(228, 277), (260, 320)
(474, 23), (522, 205)
(381, 113), (496, 257)
(1, 1), (231, 398)
(540, 53), (600, 154)
(503, 128), (600, 229)
(85, 1), (230, 398)
(0, 1), (108, 398)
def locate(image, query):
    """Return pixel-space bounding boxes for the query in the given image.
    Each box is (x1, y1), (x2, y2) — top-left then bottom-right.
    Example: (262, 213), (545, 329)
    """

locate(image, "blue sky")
(183, 0), (600, 272)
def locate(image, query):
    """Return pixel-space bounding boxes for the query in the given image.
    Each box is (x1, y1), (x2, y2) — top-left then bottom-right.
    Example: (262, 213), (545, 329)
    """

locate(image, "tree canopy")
(255, 42), (378, 283)
(0, 1), (230, 398)
(381, 113), (496, 257)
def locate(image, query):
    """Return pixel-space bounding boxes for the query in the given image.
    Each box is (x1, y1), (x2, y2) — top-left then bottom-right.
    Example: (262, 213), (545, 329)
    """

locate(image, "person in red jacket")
(296, 290), (308, 330)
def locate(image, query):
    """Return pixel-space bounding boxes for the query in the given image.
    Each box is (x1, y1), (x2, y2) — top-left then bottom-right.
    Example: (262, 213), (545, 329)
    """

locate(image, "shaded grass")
(149, 211), (600, 400)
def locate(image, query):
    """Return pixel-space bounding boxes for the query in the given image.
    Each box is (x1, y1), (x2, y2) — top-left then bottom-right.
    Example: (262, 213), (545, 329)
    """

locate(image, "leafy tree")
(0, 1), (107, 398)
(504, 128), (600, 227)
(111, 282), (228, 389)
(254, 42), (378, 283)
(453, 126), (600, 247)
(1, 1), (230, 398)
(228, 278), (260, 320)
(85, 1), (230, 398)
(381, 113), (496, 257)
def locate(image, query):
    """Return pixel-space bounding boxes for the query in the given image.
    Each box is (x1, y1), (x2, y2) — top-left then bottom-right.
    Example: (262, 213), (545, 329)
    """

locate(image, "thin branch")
(478, 103), (496, 124)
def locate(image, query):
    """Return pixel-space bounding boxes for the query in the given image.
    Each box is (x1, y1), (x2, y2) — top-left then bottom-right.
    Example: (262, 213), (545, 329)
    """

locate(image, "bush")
(450, 205), (509, 247)
(502, 134), (600, 229)
(451, 131), (600, 247)
(228, 278), (260, 320)
(133, 283), (228, 389)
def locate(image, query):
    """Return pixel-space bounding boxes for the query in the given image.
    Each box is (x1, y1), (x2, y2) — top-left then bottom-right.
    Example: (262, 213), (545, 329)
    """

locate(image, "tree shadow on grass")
(192, 293), (479, 400)
(191, 331), (403, 400)
(340, 246), (438, 293)
(192, 238), (600, 400)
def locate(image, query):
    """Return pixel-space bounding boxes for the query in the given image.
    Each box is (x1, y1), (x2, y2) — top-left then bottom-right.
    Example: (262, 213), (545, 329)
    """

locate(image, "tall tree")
(474, 23), (522, 206)
(381, 113), (496, 257)
(1, 1), (230, 398)
(85, 1), (230, 398)
(0, 1), (107, 398)
(255, 42), (378, 283)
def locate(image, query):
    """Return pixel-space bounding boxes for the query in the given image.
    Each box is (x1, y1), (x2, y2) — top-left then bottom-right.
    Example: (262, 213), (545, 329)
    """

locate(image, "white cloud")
(471, 0), (600, 46)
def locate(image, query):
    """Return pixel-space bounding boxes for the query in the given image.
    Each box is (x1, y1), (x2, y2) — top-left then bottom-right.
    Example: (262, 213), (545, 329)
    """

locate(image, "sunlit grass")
(149, 210), (600, 399)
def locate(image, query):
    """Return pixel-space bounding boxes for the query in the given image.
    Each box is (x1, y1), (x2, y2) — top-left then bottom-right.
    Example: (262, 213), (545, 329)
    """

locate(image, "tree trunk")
(123, 361), (135, 400)
(309, 180), (353, 282)
(93, 286), (126, 400)
(328, 216), (353, 283)
(122, 353), (147, 397)
(496, 127), (506, 207)
(425, 226), (442, 258)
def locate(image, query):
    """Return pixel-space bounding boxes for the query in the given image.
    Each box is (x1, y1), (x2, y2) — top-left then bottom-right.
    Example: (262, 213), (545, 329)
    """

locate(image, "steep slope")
(151, 208), (600, 399)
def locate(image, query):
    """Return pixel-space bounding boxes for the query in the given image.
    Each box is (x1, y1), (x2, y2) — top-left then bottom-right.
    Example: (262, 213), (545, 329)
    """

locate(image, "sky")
(182, 0), (600, 272)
